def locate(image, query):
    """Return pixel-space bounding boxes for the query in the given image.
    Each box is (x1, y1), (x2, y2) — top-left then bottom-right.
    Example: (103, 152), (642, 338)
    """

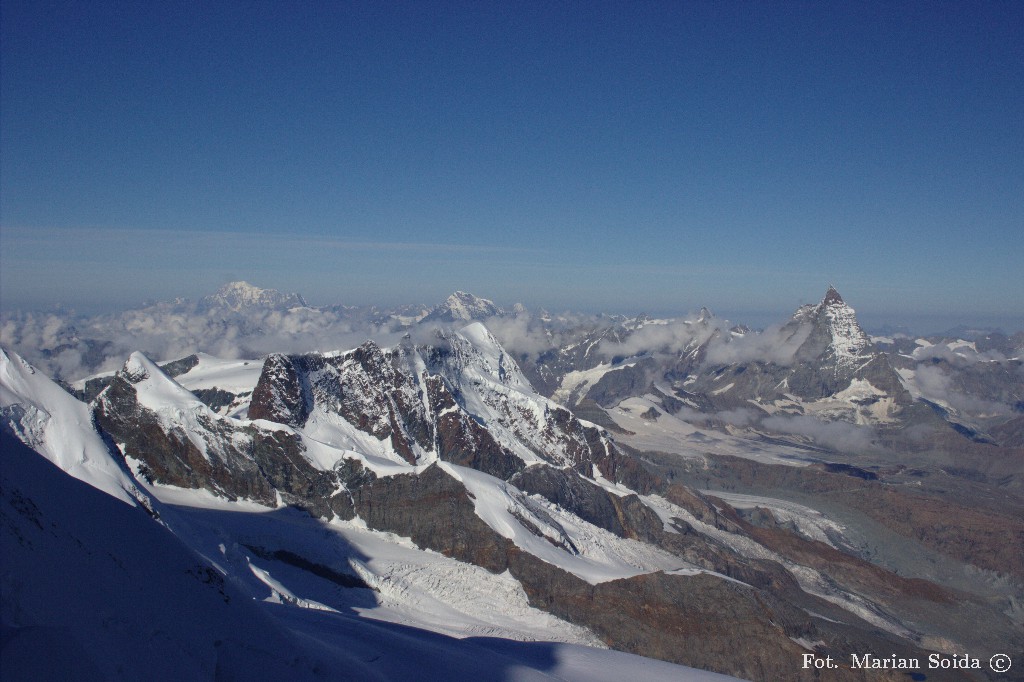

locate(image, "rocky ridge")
(68, 324), (986, 680)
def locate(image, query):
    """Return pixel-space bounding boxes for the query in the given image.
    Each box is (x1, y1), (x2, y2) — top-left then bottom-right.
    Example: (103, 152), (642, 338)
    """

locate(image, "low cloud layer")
(596, 317), (722, 360)
(0, 304), (404, 381)
(911, 343), (1009, 365)
(912, 364), (1014, 417)
(762, 414), (878, 453)
(702, 323), (812, 367)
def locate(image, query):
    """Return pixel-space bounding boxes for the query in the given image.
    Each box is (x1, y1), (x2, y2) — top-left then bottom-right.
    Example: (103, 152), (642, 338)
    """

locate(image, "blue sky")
(2, 0), (1022, 329)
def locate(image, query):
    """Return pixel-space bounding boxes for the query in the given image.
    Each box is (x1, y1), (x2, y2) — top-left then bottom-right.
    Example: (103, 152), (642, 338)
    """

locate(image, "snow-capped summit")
(422, 291), (503, 323)
(199, 281), (307, 312)
(821, 285), (845, 307)
(0, 347), (148, 507)
(792, 286), (871, 364)
(434, 321), (531, 392)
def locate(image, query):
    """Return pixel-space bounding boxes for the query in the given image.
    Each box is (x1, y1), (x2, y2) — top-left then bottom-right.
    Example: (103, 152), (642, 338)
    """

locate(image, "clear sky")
(2, 0), (1022, 329)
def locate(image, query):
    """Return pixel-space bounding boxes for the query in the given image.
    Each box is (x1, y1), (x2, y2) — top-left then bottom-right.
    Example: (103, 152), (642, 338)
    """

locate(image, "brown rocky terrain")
(82, 341), (1006, 681)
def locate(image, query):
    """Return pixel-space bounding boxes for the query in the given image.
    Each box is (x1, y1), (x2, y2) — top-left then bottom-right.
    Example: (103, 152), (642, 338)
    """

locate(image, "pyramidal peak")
(816, 287), (871, 360)
(822, 285), (845, 307)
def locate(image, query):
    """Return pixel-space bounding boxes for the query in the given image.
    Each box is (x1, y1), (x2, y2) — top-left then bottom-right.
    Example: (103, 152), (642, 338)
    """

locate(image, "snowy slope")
(0, 347), (147, 507)
(1, 436), (743, 682)
(171, 352), (264, 394)
(0, 437), (342, 682)
(607, 396), (818, 467)
(440, 462), (692, 584)
(91, 347), (702, 586)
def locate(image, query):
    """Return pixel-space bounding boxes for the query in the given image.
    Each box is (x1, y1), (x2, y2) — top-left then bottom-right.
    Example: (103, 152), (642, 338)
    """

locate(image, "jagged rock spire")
(822, 285), (845, 306)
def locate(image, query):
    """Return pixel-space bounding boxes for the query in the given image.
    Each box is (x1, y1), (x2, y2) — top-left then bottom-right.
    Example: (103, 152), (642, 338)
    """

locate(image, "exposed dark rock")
(248, 354), (310, 427)
(427, 375), (524, 479)
(341, 463), (939, 681)
(658, 452), (1024, 579)
(507, 551), (923, 682)
(571, 398), (634, 434)
(76, 376), (115, 402)
(991, 414), (1024, 447)
(811, 461), (879, 480)
(242, 545), (373, 590)
(512, 465), (623, 535)
(585, 428), (662, 494)
(583, 358), (656, 408)
(192, 387), (243, 413)
(511, 464), (663, 542)
(350, 464), (513, 573)
(159, 354), (200, 378)
(93, 357), (341, 518)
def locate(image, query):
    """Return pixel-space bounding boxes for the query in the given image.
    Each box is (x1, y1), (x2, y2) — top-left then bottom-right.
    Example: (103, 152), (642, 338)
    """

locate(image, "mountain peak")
(423, 291), (502, 323)
(822, 285), (845, 307)
(447, 291), (487, 305)
(801, 287), (872, 363)
(200, 281), (307, 312)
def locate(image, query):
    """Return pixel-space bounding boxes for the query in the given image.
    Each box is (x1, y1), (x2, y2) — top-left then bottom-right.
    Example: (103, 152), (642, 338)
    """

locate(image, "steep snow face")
(2, 437), (743, 682)
(441, 463), (689, 584)
(199, 280), (307, 312)
(0, 438), (340, 682)
(817, 289), (872, 365)
(250, 324), (618, 475)
(117, 352), (235, 465)
(0, 347), (147, 507)
(428, 324), (613, 470)
(123, 352), (208, 415)
(790, 287), (872, 368)
(447, 322), (531, 391)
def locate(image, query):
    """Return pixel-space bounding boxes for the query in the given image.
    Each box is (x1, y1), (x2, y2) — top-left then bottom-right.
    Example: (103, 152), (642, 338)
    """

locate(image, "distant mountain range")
(198, 280), (309, 312)
(3, 283), (1022, 681)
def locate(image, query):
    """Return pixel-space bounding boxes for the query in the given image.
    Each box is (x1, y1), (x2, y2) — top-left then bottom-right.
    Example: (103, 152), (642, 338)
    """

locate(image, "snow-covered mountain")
(422, 291), (504, 323)
(198, 280), (308, 312)
(524, 287), (914, 451)
(0, 347), (148, 508)
(5, 280), (1017, 452)
(3, 418), (746, 682)
(4, 283), (1023, 680)
(5, 345), (761, 681)
(8, 315), (1017, 681)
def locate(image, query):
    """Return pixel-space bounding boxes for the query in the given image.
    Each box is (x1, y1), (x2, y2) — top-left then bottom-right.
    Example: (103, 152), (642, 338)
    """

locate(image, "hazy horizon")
(2, 276), (1021, 338)
(2, 2), (1022, 329)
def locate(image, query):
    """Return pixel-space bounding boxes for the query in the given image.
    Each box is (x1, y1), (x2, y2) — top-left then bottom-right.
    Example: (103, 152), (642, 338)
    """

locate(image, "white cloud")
(703, 323), (811, 367)
(761, 414), (878, 453)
